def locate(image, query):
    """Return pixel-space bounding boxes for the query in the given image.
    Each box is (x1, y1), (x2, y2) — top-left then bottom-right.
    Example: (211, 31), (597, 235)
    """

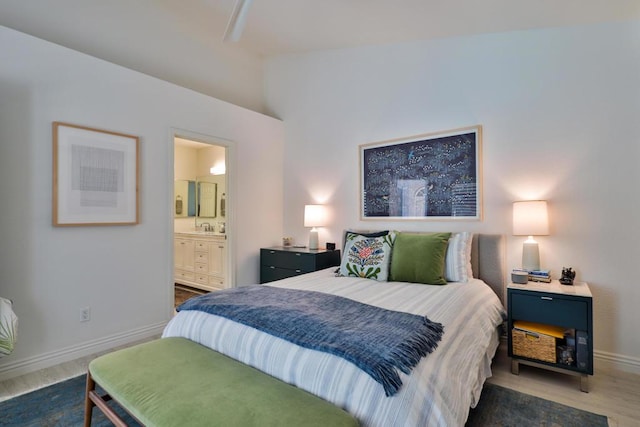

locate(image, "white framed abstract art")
(360, 125), (482, 221)
(53, 122), (139, 226)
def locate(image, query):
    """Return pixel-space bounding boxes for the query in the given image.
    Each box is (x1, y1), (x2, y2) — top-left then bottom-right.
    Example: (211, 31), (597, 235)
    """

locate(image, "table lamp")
(513, 200), (549, 271)
(304, 205), (327, 250)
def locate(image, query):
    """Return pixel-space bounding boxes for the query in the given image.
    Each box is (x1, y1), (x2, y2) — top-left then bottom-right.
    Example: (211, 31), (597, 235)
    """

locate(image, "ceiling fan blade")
(223, 0), (254, 42)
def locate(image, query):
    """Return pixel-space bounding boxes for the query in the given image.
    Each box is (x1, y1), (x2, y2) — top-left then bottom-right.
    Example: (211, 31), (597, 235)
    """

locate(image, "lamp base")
(522, 241), (540, 271)
(308, 229), (319, 250)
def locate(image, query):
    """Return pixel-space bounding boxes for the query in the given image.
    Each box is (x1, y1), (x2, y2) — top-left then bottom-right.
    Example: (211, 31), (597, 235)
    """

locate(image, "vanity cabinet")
(175, 233), (227, 292)
(174, 238), (195, 281)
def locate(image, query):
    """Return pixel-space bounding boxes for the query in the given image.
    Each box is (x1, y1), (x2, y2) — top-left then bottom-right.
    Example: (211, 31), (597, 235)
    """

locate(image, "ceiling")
(1, 1), (638, 109)
(1, 1), (638, 58)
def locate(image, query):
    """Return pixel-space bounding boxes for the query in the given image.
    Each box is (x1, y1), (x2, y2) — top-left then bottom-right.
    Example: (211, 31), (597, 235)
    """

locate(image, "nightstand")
(507, 280), (593, 392)
(260, 247), (341, 284)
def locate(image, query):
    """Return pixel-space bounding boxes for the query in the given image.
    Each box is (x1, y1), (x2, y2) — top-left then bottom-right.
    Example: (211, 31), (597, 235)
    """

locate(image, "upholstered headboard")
(470, 234), (505, 303)
(342, 231), (506, 303)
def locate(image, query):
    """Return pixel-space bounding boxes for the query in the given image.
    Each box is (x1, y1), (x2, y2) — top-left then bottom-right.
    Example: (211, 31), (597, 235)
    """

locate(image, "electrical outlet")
(80, 307), (91, 322)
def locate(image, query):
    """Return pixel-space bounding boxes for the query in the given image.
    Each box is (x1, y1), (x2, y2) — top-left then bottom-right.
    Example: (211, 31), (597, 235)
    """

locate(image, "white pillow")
(445, 232), (473, 282)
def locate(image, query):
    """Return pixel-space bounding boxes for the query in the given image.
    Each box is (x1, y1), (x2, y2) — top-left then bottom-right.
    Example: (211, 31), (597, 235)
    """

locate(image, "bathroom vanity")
(174, 232), (227, 291)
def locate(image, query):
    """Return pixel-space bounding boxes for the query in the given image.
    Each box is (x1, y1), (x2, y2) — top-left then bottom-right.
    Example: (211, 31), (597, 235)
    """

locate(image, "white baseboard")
(594, 350), (640, 376)
(0, 322), (166, 382)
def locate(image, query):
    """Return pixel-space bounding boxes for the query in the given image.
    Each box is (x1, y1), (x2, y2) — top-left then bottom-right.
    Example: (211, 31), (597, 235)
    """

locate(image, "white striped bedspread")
(163, 269), (506, 427)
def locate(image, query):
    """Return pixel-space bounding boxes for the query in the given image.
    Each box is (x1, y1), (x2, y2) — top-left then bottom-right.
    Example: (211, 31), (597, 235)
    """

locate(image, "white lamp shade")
(513, 200), (549, 236)
(304, 205), (327, 228)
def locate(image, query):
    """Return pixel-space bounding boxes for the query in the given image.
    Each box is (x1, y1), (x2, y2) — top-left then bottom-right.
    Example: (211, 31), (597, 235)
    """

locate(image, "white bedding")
(163, 269), (506, 426)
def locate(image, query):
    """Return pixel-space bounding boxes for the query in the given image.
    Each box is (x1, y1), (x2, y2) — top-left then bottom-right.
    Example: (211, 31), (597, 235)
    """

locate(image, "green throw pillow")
(389, 232), (451, 285)
(339, 232), (396, 281)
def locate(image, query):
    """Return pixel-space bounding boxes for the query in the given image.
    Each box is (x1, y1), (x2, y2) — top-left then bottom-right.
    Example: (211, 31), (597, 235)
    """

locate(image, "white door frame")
(168, 128), (236, 308)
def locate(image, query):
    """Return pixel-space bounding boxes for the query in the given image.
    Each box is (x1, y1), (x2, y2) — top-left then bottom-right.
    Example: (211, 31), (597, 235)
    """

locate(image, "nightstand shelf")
(507, 280), (593, 392)
(260, 247), (341, 284)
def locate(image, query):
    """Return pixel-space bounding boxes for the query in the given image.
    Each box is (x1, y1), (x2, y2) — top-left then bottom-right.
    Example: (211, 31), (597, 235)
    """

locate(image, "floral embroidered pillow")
(339, 232), (396, 281)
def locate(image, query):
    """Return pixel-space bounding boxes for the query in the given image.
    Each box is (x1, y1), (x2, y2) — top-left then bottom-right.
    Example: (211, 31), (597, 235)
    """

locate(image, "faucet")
(200, 222), (212, 232)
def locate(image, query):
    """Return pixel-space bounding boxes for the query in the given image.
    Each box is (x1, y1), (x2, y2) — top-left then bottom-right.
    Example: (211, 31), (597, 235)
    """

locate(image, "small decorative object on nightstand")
(282, 237), (293, 247)
(260, 247), (341, 284)
(508, 280), (593, 392)
(511, 270), (529, 284)
(559, 267), (576, 285)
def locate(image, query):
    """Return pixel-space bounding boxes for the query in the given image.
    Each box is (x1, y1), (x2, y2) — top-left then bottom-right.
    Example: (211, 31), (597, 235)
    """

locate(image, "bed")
(163, 233), (506, 426)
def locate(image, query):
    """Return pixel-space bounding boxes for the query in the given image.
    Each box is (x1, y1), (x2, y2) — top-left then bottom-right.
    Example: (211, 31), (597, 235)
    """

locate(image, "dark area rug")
(0, 375), (608, 426)
(466, 383), (608, 427)
(0, 375), (140, 427)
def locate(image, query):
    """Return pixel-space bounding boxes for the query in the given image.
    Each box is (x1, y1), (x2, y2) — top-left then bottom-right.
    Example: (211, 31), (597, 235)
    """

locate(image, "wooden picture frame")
(360, 125), (482, 221)
(53, 122), (139, 226)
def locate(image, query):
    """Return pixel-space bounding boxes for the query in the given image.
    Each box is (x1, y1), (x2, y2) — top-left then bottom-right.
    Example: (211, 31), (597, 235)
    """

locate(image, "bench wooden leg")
(84, 371), (128, 427)
(84, 373), (95, 427)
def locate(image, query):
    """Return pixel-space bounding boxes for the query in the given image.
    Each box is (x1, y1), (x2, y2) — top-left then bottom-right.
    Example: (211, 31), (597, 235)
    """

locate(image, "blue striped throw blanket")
(178, 285), (443, 396)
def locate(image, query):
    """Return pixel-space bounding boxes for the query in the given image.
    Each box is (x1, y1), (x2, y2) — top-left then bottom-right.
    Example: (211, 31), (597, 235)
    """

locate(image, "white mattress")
(163, 269), (505, 426)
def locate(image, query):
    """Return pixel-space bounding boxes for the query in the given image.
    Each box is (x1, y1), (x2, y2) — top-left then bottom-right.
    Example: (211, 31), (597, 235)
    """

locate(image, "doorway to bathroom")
(172, 133), (231, 308)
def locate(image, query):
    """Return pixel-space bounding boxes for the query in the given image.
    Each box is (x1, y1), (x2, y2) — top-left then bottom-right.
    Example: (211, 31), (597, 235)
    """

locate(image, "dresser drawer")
(194, 251), (209, 264)
(194, 240), (209, 251)
(195, 274), (209, 285)
(175, 269), (195, 282)
(194, 263), (208, 273)
(260, 265), (306, 283)
(209, 275), (225, 289)
(260, 248), (341, 284)
(260, 249), (316, 271)
(510, 292), (588, 330)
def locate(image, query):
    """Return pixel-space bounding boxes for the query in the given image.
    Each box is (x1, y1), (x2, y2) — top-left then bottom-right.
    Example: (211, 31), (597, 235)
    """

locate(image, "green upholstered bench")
(84, 337), (359, 427)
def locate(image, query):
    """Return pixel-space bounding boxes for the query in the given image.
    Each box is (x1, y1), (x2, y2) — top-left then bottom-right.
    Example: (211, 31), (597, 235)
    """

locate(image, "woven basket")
(512, 329), (556, 363)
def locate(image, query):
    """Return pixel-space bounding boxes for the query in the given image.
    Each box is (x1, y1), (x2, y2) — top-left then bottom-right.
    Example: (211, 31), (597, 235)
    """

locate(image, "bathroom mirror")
(174, 180), (195, 217)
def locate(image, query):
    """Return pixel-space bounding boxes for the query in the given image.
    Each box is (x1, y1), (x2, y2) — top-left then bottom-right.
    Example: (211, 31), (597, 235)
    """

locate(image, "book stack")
(513, 269), (552, 283)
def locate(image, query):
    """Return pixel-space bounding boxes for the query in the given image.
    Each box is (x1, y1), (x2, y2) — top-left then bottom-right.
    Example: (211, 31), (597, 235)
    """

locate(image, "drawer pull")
(295, 269), (301, 273)
(295, 253), (301, 256)
(269, 250), (275, 254)
(269, 266), (275, 269)
(541, 296), (553, 301)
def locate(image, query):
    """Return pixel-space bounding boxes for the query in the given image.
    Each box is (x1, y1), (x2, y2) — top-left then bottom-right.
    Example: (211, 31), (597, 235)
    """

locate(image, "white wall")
(265, 21), (640, 372)
(0, 26), (283, 379)
(196, 145), (226, 177)
(174, 145), (198, 181)
(0, 1), (267, 114)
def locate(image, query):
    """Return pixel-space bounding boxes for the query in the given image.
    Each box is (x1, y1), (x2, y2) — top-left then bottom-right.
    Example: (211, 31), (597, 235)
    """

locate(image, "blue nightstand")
(507, 280), (593, 392)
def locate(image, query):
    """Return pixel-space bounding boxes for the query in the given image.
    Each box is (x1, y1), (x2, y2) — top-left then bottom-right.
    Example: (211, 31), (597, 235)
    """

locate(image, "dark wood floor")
(174, 284), (205, 307)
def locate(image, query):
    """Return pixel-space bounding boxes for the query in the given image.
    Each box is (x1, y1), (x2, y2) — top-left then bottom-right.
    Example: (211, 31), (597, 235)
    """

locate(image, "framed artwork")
(360, 125), (482, 221)
(53, 122), (139, 226)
